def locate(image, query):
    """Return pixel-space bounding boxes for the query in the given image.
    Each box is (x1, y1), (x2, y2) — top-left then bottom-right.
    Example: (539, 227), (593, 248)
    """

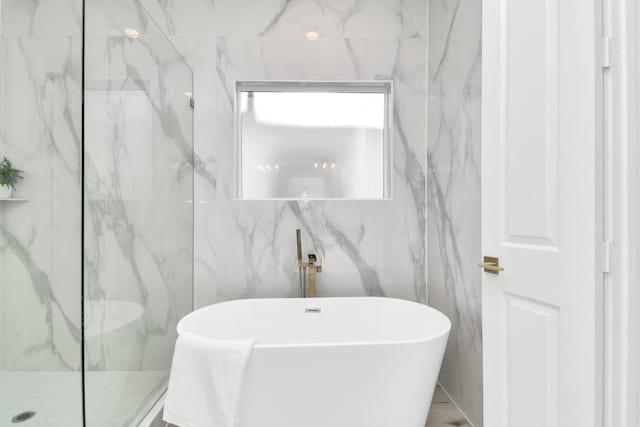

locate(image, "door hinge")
(597, 240), (612, 273)
(601, 36), (612, 69)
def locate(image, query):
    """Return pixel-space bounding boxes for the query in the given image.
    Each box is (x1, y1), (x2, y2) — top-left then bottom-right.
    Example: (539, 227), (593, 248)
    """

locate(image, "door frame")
(605, 0), (639, 426)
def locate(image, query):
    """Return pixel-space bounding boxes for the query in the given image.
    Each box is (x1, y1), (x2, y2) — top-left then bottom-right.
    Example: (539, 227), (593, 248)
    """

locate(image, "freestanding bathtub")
(176, 297), (451, 427)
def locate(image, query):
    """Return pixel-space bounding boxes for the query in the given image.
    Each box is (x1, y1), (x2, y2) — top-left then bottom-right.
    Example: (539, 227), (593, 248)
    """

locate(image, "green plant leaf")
(0, 157), (24, 190)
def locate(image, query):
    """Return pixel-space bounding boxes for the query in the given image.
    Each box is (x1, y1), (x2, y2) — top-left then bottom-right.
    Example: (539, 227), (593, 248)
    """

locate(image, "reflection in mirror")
(235, 81), (392, 200)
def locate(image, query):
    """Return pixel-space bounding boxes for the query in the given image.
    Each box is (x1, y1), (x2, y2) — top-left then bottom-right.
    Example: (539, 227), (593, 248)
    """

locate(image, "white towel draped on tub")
(163, 333), (255, 427)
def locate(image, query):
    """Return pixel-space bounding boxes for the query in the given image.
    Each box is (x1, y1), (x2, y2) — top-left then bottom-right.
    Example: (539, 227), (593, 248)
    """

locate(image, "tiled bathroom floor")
(426, 386), (473, 427)
(159, 385), (472, 427)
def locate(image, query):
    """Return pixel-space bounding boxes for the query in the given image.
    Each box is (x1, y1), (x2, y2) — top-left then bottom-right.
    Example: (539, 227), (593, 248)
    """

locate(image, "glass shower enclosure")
(0, 0), (193, 425)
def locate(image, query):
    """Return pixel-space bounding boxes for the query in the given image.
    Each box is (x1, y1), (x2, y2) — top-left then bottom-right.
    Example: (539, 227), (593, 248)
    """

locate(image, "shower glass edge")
(83, 0), (194, 426)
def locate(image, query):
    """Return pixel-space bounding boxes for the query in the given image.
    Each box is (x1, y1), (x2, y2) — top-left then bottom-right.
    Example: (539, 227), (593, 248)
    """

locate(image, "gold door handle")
(478, 256), (504, 274)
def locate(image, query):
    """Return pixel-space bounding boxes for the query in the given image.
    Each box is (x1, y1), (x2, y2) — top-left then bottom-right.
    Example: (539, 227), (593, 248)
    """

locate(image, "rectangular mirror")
(235, 81), (392, 200)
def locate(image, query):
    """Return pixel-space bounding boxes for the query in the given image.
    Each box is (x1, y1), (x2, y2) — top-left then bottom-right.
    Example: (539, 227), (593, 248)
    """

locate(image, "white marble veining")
(0, 0), (83, 372)
(138, 0), (429, 307)
(427, 0), (483, 425)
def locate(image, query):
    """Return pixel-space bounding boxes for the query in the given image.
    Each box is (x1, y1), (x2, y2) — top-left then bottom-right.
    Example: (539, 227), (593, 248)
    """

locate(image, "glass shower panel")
(0, 0), (84, 426)
(83, 0), (193, 425)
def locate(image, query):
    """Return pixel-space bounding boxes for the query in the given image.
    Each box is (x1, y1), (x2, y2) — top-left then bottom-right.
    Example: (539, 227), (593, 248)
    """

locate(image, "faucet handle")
(307, 253), (321, 273)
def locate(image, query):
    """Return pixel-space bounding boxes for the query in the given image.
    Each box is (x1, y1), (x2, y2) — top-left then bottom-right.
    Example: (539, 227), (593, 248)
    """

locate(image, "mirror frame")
(234, 80), (393, 200)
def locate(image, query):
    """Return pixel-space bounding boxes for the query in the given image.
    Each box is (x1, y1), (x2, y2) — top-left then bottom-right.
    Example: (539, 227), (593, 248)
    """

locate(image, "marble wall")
(137, 0), (429, 306)
(0, 0), (83, 371)
(427, 1), (483, 425)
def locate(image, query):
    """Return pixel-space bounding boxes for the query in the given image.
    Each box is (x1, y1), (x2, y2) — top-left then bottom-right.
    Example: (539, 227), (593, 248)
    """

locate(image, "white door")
(481, 0), (602, 426)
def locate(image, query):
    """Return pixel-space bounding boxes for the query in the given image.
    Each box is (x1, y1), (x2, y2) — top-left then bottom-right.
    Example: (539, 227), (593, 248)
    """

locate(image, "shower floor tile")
(0, 370), (166, 427)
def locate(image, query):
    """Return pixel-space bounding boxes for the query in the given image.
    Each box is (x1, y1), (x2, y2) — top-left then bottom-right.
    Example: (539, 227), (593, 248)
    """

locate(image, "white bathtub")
(177, 297), (451, 427)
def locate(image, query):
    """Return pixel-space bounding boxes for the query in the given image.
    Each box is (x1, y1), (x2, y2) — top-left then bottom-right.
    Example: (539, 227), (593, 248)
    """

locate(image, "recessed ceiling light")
(124, 28), (140, 38)
(306, 31), (320, 41)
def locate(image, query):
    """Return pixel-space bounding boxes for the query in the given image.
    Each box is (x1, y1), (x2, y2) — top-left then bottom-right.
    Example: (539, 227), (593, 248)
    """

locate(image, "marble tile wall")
(137, 0), (429, 307)
(427, 0), (483, 425)
(0, 0), (83, 371)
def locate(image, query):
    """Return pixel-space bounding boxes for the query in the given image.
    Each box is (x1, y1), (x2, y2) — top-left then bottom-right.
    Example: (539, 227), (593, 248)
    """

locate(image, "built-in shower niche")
(235, 81), (393, 200)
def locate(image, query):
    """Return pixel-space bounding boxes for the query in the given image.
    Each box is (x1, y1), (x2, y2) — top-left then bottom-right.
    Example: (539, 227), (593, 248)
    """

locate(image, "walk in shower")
(0, 0), (193, 425)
